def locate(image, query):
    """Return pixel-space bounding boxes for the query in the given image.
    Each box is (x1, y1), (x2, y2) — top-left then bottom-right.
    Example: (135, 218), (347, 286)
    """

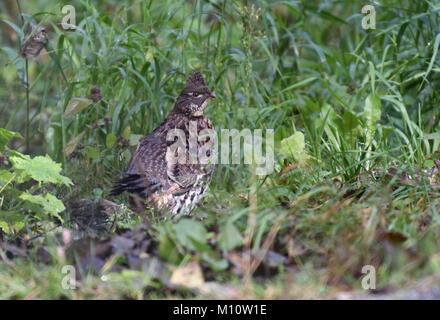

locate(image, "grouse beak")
(209, 92), (216, 99)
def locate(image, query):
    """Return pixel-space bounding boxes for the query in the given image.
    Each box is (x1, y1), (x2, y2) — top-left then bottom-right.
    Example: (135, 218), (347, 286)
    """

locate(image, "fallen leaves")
(170, 260), (204, 289)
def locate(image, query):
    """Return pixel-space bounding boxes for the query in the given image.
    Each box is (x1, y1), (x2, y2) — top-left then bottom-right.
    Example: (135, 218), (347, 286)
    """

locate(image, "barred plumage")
(109, 72), (216, 218)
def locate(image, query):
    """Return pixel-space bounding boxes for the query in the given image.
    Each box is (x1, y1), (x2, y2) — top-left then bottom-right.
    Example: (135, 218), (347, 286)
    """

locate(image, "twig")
(15, 0), (30, 153)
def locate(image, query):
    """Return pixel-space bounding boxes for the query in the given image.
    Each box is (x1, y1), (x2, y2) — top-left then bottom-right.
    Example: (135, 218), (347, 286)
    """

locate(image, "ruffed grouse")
(109, 72), (216, 218)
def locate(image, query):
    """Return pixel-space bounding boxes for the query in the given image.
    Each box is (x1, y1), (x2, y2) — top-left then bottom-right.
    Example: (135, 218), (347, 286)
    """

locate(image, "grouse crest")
(109, 72), (216, 218)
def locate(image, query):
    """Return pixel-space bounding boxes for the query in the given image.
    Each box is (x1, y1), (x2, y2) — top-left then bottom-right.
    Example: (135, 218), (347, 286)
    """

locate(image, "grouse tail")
(108, 174), (148, 197)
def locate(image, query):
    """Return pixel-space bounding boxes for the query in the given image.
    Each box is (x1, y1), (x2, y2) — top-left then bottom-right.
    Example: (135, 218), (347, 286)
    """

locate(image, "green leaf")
(123, 149), (132, 162)
(0, 221), (8, 233)
(201, 252), (229, 271)
(342, 110), (359, 134)
(20, 192), (65, 222)
(122, 126), (131, 140)
(218, 222), (243, 251)
(424, 159), (435, 169)
(0, 169), (13, 184)
(421, 33), (440, 89)
(158, 234), (182, 265)
(342, 110), (359, 147)
(64, 98), (92, 118)
(281, 77), (318, 93)
(173, 219), (208, 252)
(85, 146), (100, 160)
(304, 4), (347, 24)
(279, 131), (307, 162)
(364, 94), (381, 147)
(237, 107), (259, 122)
(129, 134), (143, 146)
(0, 128), (22, 152)
(1, 45), (26, 85)
(425, 132), (440, 140)
(0, 211), (25, 234)
(320, 104), (340, 150)
(10, 153), (73, 186)
(106, 133), (117, 148)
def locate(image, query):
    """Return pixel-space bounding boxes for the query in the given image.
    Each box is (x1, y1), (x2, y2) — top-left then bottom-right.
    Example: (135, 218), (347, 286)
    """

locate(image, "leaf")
(320, 104), (340, 150)
(169, 260), (204, 289)
(1, 47), (26, 86)
(304, 4), (347, 24)
(173, 219), (208, 252)
(237, 108), (259, 122)
(10, 153), (73, 186)
(129, 134), (143, 146)
(425, 132), (440, 140)
(364, 94), (381, 147)
(342, 110), (359, 147)
(0, 211), (25, 234)
(279, 131), (307, 162)
(0, 128), (22, 152)
(122, 126), (131, 140)
(106, 133), (117, 148)
(123, 149), (132, 162)
(201, 252), (229, 271)
(342, 110), (359, 134)
(19, 192), (65, 222)
(0, 169), (13, 184)
(63, 132), (84, 157)
(218, 222), (243, 251)
(0, 221), (8, 234)
(64, 98), (92, 118)
(1, 20), (24, 40)
(421, 33), (440, 88)
(85, 146), (100, 160)
(281, 77), (318, 93)
(158, 234), (182, 265)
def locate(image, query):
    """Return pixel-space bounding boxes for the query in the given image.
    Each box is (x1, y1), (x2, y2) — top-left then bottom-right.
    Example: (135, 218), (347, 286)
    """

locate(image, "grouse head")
(174, 71), (215, 116)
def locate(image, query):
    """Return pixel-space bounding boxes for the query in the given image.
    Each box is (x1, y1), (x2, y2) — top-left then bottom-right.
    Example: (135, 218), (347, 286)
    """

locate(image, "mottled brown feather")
(109, 71), (216, 217)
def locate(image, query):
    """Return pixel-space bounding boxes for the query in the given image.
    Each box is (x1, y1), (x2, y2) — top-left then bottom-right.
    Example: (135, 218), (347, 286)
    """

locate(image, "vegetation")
(1, 0), (440, 299)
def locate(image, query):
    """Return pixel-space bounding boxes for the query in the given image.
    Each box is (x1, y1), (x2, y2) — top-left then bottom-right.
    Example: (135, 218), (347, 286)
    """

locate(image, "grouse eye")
(193, 92), (199, 97)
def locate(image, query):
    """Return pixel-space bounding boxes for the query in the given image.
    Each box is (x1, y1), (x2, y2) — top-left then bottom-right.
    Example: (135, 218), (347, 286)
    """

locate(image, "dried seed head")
(90, 85), (102, 102)
(19, 23), (48, 59)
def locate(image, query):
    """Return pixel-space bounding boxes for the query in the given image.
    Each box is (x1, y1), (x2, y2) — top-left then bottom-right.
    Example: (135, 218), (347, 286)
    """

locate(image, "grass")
(1, 0), (440, 299)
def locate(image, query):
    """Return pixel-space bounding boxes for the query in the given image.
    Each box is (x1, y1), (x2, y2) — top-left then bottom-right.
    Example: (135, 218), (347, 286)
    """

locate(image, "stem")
(0, 173), (17, 194)
(25, 58), (30, 153)
(16, 0), (30, 153)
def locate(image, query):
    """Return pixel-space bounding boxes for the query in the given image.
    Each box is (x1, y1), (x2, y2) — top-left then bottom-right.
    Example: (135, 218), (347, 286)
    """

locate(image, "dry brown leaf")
(169, 260), (204, 289)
